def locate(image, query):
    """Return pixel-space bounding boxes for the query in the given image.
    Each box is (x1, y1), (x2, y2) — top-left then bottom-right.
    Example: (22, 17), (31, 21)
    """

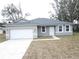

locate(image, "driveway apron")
(0, 39), (32, 59)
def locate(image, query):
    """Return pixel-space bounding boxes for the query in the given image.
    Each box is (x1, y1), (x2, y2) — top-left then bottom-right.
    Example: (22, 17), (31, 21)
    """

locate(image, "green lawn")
(0, 34), (6, 43)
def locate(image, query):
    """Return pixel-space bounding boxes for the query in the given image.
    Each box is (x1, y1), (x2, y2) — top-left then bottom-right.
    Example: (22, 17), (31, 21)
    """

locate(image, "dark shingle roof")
(6, 18), (73, 26)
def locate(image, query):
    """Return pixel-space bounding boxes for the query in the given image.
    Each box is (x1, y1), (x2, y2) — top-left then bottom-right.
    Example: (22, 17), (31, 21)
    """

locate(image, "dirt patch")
(22, 39), (79, 59)
(0, 34), (6, 43)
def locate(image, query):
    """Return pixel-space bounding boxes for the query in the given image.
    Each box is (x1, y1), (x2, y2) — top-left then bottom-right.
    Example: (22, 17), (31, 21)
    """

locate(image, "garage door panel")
(10, 29), (33, 39)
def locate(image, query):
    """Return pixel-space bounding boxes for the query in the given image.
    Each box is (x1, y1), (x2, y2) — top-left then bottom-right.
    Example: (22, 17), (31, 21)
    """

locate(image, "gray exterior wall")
(55, 24), (73, 35)
(37, 24), (73, 37)
(37, 26), (50, 37)
(5, 24), (73, 40)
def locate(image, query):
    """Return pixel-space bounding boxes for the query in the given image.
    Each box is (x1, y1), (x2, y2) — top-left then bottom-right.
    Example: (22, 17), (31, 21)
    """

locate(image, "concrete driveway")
(0, 39), (33, 59)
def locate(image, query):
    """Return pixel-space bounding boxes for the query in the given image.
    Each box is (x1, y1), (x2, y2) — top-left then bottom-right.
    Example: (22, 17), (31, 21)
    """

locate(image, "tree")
(1, 3), (23, 23)
(51, 0), (79, 22)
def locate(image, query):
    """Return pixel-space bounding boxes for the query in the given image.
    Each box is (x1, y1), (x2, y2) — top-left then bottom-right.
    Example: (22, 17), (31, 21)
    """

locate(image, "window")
(41, 26), (46, 33)
(66, 25), (69, 31)
(59, 26), (62, 32)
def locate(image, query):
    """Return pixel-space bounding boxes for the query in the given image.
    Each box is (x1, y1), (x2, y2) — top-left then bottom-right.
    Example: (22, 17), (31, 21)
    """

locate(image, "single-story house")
(73, 20), (79, 31)
(0, 27), (3, 34)
(5, 18), (73, 40)
(0, 23), (6, 34)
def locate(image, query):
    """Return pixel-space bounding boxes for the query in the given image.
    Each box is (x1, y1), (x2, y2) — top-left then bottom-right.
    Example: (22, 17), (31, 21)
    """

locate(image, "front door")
(49, 27), (54, 36)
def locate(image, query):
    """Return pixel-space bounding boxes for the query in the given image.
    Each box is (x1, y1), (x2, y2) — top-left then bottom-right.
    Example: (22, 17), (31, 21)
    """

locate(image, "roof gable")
(29, 18), (72, 26)
(13, 18), (28, 23)
(6, 18), (73, 26)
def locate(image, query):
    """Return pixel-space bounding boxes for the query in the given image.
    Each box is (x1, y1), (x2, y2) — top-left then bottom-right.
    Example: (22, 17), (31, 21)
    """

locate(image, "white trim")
(49, 27), (54, 36)
(65, 25), (70, 32)
(58, 25), (63, 33)
(41, 26), (46, 33)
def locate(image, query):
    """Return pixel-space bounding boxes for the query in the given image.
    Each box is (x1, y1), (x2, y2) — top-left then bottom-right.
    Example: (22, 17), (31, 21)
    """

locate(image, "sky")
(0, 0), (55, 22)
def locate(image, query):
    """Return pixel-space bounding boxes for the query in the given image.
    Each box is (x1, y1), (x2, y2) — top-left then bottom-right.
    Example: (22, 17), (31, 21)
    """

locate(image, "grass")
(23, 32), (79, 59)
(58, 32), (79, 40)
(0, 34), (6, 43)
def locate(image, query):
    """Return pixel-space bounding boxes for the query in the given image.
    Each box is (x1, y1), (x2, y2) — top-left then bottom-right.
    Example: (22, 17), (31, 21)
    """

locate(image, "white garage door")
(10, 29), (33, 39)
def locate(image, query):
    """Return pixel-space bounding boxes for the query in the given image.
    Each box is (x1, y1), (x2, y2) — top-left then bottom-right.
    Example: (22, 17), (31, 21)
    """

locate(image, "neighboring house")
(5, 18), (73, 40)
(0, 23), (5, 34)
(0, 27), (3, 34)
(73, 20), (79, 31)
